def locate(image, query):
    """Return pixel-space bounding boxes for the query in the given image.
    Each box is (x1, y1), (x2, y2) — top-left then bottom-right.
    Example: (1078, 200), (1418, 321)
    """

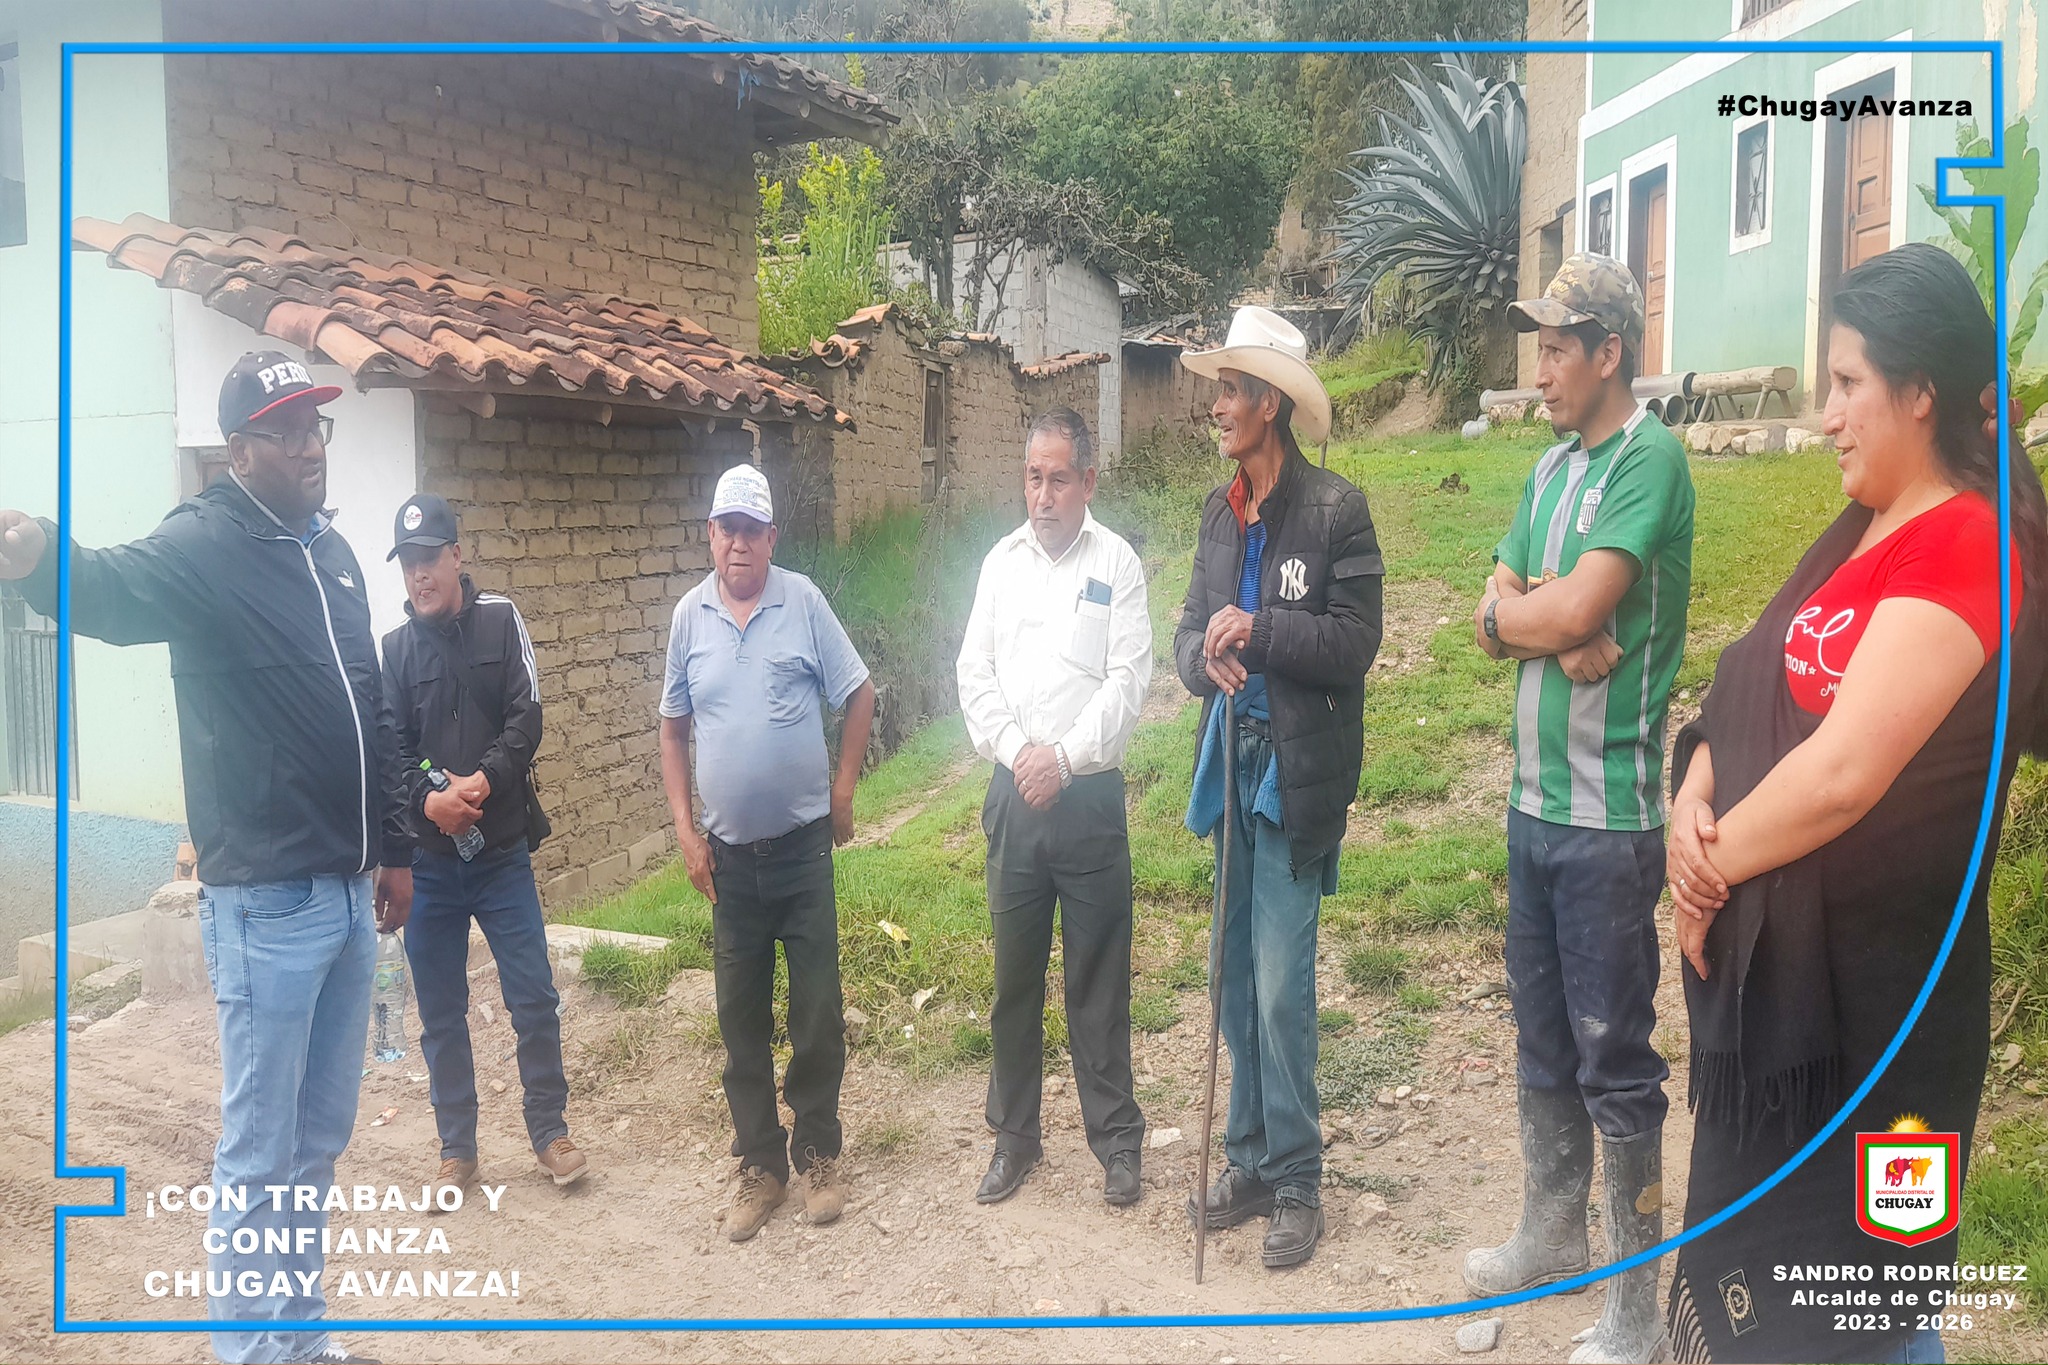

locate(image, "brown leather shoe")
(801, 1150), (845, 1225)
(535, 1136), (589, 1187)
(726, 1165), (787, 1242)
(430, 1156), (478, 1214)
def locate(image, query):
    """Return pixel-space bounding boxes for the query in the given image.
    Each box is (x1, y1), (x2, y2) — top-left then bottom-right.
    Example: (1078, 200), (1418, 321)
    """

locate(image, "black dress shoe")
(1262, 1196), (1324, 1267)
(1184, 1164), (1275, 1229)
(1103, 1150), (1142, 1206)
(975, 1149), (1037, 1204)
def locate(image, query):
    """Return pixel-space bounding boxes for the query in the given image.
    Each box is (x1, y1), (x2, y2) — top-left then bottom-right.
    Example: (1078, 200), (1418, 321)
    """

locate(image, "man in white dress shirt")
(956, 407), (1153, 1208)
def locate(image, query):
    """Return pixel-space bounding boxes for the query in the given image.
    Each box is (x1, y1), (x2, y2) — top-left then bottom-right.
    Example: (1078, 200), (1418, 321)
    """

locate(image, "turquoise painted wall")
(0, 0), (184, 834)
(1581, 0), (2048, 389)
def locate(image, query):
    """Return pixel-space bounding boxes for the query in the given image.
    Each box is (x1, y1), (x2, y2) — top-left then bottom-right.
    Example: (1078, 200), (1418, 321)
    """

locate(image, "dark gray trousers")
(982, 764), (1145, 1167)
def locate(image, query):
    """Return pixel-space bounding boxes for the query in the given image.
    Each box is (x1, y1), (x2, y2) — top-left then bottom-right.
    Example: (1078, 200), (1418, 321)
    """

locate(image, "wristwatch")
(1483, 597), (1501, 642)
(1053, 743), (1073, 788)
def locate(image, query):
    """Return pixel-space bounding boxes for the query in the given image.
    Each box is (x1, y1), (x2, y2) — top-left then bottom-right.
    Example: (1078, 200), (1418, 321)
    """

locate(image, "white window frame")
(1581, 172), (1618, 256)
(1729, 113), (1774, 254)
(1618, 136), (1679, 375)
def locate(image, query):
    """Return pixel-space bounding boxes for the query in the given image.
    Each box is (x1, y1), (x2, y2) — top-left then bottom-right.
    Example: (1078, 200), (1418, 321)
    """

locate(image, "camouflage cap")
(1507, 253), (1645, 360)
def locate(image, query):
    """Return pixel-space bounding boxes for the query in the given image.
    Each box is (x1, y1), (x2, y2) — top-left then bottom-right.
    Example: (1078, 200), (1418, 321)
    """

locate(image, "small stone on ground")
(1455, 1317), (1502, 1353)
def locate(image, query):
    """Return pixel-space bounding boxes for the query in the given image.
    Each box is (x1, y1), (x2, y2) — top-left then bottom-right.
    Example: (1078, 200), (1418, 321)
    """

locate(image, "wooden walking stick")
(1195, 685), (1236, 1284)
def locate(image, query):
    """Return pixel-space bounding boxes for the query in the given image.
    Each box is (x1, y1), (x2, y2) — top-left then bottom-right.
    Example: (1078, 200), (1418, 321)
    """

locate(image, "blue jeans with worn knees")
(1214, 728), (1327, 1205)
(198, 873), (376, 1365)
(1504, 808), (1669, 1138)
(407, 841), (568, 1158)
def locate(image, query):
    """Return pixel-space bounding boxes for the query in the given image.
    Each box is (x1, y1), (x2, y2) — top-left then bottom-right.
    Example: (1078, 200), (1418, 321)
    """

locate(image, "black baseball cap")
(218, 350), (342, 437)
(388, 493), (459, 561)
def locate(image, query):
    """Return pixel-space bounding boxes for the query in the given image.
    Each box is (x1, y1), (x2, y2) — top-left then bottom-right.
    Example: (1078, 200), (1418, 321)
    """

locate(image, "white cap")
(708, 463), (773, 524)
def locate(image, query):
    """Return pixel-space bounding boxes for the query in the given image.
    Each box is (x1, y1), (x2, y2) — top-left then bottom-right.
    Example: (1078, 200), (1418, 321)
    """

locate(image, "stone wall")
(417, 398), (760, 902)
(1517, 0), (1589, 388)
(1121, 343), (1214, 450)
(162, 0), (760, 349)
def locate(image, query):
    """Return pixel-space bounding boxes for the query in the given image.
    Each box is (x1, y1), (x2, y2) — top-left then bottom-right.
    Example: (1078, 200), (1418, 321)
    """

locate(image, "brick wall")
(1121, 344), (1214, 449)
(418, 398), (757, 902)
(162, 6), (760, 349)
(1517, 0), (1588, 388)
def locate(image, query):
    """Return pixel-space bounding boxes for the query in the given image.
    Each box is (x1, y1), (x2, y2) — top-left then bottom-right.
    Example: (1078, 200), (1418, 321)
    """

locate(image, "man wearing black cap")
(0, 350), (409, 1365)
(379, 492), (586, 1197)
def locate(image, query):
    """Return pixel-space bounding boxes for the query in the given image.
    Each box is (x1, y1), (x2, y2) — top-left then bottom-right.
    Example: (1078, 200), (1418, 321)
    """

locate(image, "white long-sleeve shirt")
(956, 509), (1152, 776)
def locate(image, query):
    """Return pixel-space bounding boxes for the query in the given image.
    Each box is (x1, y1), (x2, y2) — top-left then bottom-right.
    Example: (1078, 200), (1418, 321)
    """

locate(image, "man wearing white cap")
(657, 463), (876, 1244)
(1174, 307), (1384, 1268)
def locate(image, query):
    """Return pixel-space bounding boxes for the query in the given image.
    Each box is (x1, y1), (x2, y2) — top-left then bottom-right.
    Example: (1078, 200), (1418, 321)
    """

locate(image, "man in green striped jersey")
(1463, 254), (1694, 1365)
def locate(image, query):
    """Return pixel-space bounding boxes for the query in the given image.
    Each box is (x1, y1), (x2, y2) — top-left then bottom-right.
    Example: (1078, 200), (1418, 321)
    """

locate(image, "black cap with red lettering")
(218, 350), (343, 436)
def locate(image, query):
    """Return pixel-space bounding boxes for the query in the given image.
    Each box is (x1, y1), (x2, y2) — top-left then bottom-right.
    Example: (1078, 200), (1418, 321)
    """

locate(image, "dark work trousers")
(708, 815), (844, 1184)
(983, 764), (1145, 1167)
(1504, 808), (1670, 1137)
(406, 840), (570, 1159)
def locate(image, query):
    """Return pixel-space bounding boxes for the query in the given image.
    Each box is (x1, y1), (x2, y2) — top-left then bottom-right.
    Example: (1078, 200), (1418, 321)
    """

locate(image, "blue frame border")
(51, 34), (2013, 1336)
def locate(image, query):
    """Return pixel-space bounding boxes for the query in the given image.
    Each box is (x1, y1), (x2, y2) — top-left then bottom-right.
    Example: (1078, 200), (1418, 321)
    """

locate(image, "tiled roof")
(1017, 351), (1110, 379)
(779, 304), (1107, 380)
(539, 0), (895, 139)
(73, 214), (849, 428)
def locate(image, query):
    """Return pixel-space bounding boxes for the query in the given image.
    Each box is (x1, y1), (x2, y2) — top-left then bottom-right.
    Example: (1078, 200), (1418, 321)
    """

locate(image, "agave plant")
(1328, 54), (1525, 393)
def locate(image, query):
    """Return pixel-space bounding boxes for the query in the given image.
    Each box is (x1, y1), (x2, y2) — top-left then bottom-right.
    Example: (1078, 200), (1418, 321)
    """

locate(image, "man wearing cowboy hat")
(1463, 253), (1693, 1365)
(1173, 306), (1384, 1268)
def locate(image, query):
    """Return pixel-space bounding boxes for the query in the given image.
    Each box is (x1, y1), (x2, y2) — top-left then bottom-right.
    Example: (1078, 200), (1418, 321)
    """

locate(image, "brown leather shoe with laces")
(535, 1136), (589, 1186)
(801, 1149), (845, 1225)
(429, 1157), (478, 1214)
(726, 1165), (787, 1242)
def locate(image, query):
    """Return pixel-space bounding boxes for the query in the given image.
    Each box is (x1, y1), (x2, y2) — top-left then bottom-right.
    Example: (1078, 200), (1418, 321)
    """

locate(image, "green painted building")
(1535, 0), (2047, 403)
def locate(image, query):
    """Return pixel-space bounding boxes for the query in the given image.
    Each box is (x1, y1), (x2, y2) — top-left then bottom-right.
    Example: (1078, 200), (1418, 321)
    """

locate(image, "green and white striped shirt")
(1494, 410), (1695, 832)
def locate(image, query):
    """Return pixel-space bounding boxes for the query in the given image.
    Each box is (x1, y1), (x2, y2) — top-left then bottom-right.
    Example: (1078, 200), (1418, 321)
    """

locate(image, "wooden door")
(1843, 103), (1893, 272)
(1627, 167), (1668, 373)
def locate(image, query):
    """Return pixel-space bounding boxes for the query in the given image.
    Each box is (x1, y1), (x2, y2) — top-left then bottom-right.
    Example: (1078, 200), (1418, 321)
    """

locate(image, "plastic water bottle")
(422, 761), (487, 861)
(371, 932), (408, 1063)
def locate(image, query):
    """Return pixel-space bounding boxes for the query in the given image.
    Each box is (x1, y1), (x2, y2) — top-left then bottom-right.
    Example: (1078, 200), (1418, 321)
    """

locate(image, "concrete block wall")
(161, 43), (760, 350)
(417, 399), (754, 902)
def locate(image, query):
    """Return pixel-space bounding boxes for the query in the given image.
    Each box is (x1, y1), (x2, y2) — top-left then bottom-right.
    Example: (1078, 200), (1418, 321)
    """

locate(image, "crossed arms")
(1472, 550), (1637, 684)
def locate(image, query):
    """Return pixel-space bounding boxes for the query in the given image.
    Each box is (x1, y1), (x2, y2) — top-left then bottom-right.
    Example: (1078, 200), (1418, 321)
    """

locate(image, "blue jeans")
(1215, 727), (1326, 1205)
(408, 841), (568, 1158)
(1895, 1327), (1946, 1363)
(198, 874), (377, 1365)
(1504, 809), (1669, 1137)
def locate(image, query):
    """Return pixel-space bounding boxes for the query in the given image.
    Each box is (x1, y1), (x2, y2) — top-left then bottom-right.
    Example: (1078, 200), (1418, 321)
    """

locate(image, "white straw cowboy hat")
(1179, 305), (1333, 445)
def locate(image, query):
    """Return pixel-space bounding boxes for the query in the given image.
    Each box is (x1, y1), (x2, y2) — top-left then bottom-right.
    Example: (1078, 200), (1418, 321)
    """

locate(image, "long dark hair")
(1833, 241), (2048, 746)
(1833, 242), (2048, 596)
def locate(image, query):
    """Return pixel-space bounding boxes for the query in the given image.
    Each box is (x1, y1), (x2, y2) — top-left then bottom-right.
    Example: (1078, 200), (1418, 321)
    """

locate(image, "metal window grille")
(1588, 190), (1614, 256)
(1736, 124), (1770, 236)
(1, 584), (71, 798)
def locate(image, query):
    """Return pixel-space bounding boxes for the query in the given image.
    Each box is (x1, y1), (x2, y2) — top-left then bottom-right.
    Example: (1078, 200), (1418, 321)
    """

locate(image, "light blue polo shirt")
(660, 565), (870, 844)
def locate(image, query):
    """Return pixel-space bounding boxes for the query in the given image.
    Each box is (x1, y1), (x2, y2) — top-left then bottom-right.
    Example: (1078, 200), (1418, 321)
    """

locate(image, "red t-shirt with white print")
(1783, 492), (2022, 715)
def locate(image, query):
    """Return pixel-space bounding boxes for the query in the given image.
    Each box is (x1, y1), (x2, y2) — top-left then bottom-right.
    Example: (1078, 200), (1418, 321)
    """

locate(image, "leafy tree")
(1328, 53), (1523, 412)
(758, 145), (894, 353)
(1023, 52), (1300, 297)
(1268, 0), (1524, 227)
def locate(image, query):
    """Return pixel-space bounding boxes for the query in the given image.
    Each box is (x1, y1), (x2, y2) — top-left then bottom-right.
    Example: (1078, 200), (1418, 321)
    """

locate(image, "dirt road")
(2, 924), (1702, 1365)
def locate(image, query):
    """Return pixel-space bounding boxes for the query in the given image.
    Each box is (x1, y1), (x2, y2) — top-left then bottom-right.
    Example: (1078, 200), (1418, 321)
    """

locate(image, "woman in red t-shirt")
(1658, 243), (2048, 1365)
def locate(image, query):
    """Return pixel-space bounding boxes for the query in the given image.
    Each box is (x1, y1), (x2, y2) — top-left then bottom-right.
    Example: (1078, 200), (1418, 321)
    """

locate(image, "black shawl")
(1670, 506), (1867, 1145)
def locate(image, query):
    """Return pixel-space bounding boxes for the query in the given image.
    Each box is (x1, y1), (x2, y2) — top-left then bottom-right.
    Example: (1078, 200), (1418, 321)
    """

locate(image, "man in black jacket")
(0, 351), (409, 1365)
(1174, 308), (1384, 1269)
(381, 493), (586, 1198)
